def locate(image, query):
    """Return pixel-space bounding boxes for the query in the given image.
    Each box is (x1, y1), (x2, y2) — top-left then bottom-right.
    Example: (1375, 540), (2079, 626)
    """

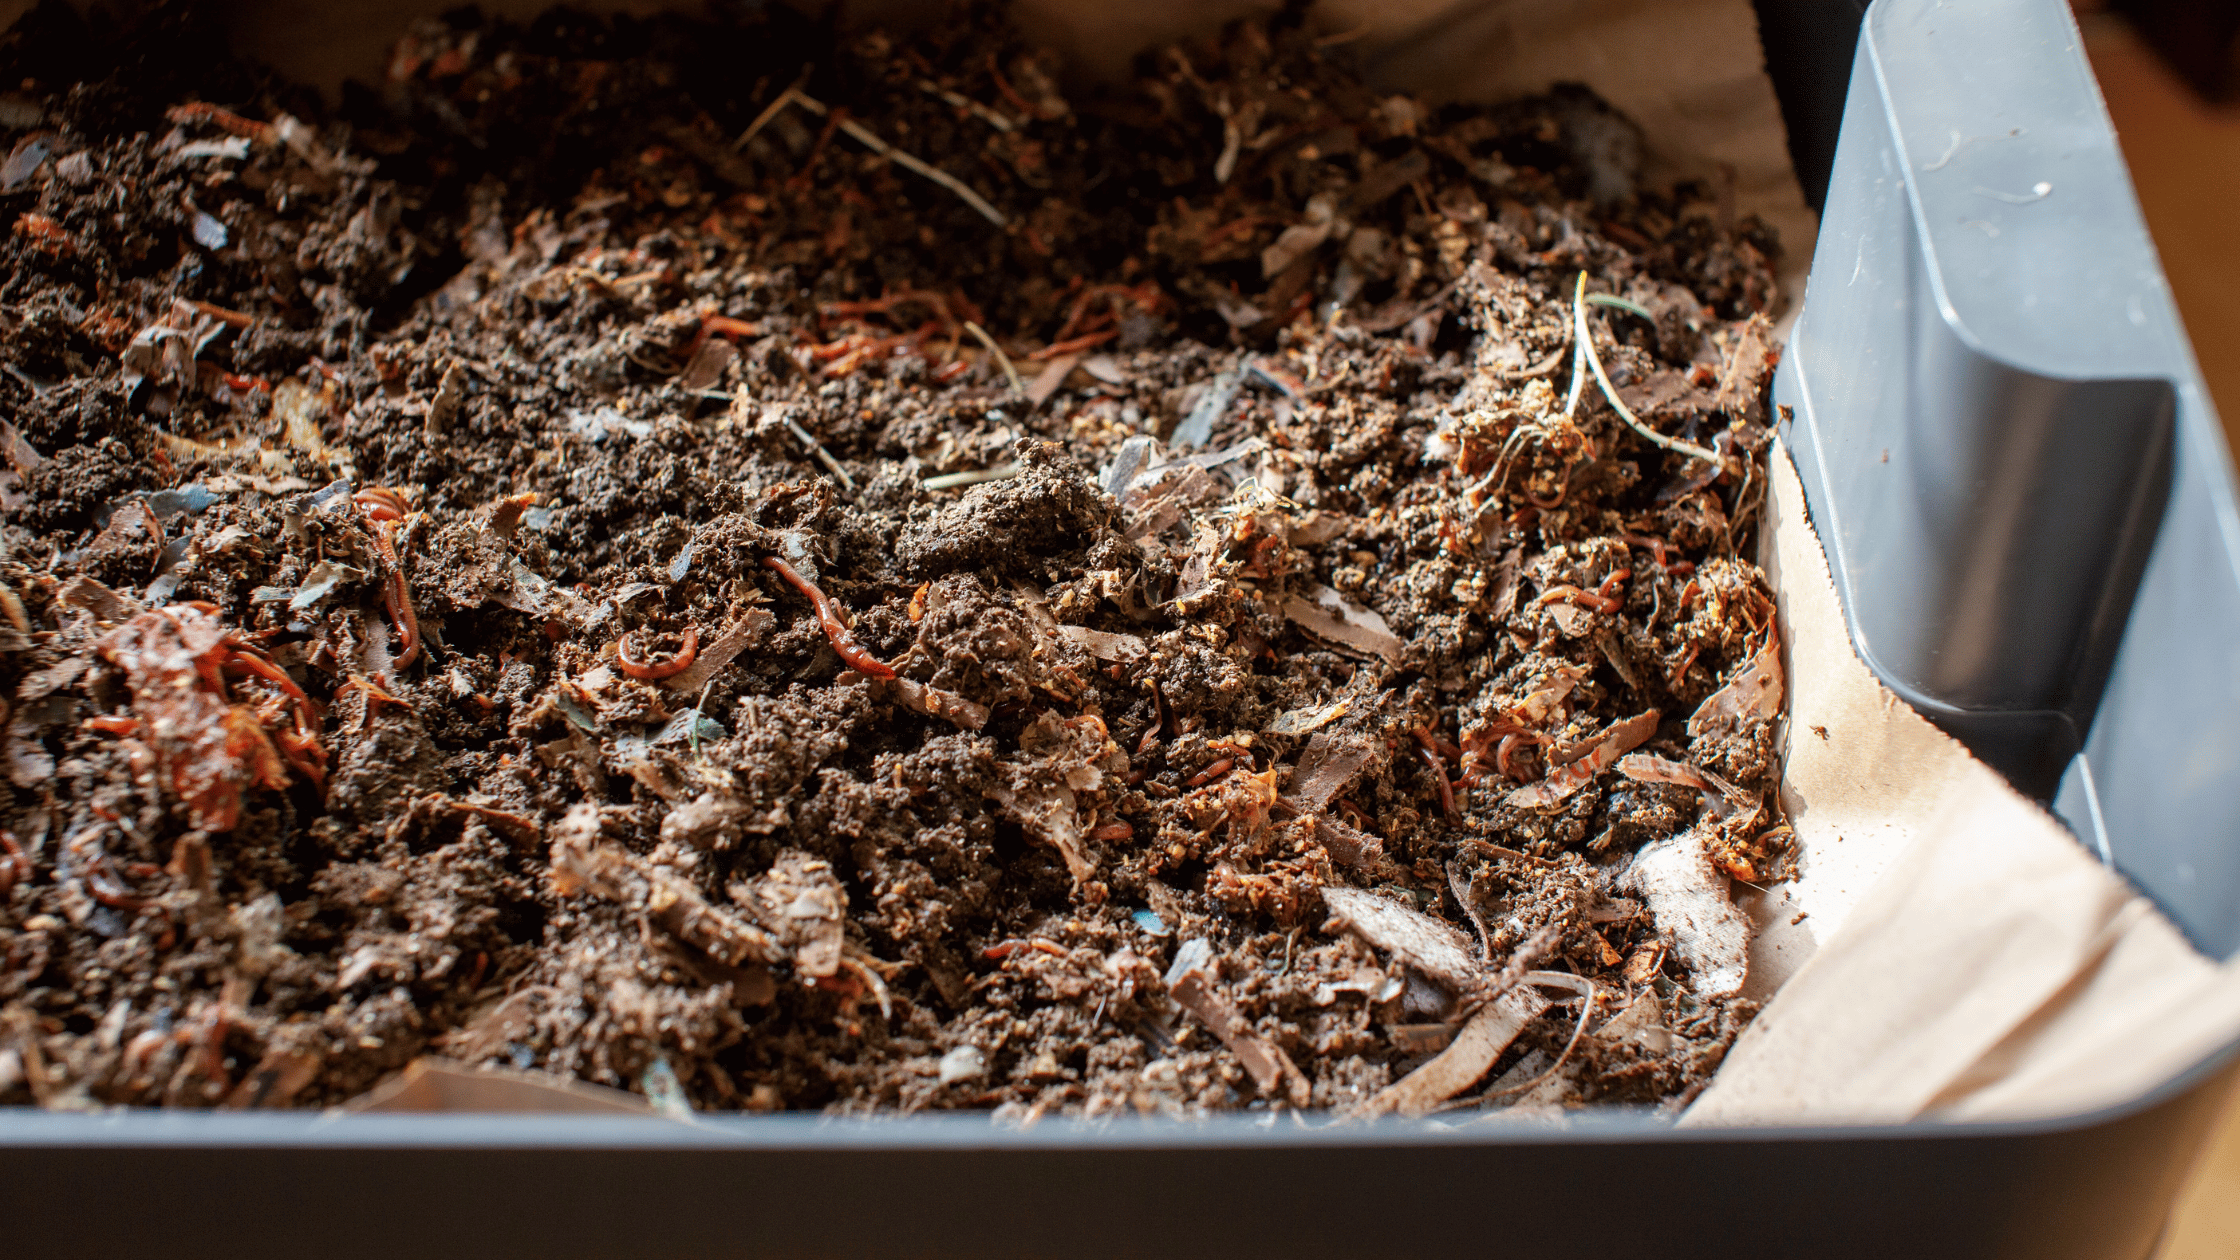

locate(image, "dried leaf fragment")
(1164, 938), (1310, 1106)
(1265, 697), (1348, 737)
(1687, 637), (1782, 738)
(1616, 751), (1756, 819)
(879, 675), (991, 730)
(1310, 814), (1391, 874)
(659, 608), (774, 694)
(58, 574), (141, 621)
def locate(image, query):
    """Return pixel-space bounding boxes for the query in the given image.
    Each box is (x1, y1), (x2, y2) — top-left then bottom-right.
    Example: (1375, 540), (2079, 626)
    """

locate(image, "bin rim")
(1, 1035), (2230, 1150)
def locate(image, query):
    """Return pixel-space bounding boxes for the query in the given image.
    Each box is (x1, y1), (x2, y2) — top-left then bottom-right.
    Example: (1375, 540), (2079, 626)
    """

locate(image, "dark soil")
(0, 0), (1788, 1118)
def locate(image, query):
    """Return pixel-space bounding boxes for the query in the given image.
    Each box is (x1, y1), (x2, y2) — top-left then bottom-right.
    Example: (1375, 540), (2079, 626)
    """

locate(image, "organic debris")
(0, 2), (1789, 1116)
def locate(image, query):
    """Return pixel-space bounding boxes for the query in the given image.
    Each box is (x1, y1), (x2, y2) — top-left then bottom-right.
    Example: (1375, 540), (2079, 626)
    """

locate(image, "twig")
(917, 79), (1014, 132)
(1573, 272), (1726, 467)
(1561, 319), (1588, 423)
(963, 321), (1024, 397)
(1497, 344), (1570, 382)
(691, 678), (715, 763)
(1479, 971), (1596, 1100)
(733, 69), (813, 150)
(785, 418), (856, 493)
(923, 463), (1020, 491)
(842, 119), (1009, 226)
(1584, 292), (1655, 321)
(1485, 923), (1561, 994)
(785, 90), (1008, 227)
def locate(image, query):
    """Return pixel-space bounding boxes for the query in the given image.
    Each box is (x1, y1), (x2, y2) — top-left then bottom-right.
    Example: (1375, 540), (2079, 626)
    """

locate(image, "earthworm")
(192, 301), (254, 330)
(761, 556), (896, 679)
(616, 626), (700, 681)
(1496, 733), (1526, 782)
(0, 830), (28, 893)
(82, 714), (139, 736)
(356, 488), (421, 668)
(83, 857), (153, 911)
(224, 645), (327, 788)
(1186, 757), (1235, 787)
(1617, 534), (1670, 566)
(684, 314), (760, 360)
(271, 729), (328, 791)
(1415, 741), (1459, 820)
(1334, 798), (1374, 831)
(224, 647), (316, 715)
(1535, 584), (1622, 615)
(1596, 568), (1632, 602)
(166, 102), (272, 142)
(355, 486), (409, 521)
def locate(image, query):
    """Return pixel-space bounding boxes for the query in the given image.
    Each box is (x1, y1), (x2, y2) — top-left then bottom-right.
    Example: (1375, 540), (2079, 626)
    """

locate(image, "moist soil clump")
(0, 2), (1790, 1118)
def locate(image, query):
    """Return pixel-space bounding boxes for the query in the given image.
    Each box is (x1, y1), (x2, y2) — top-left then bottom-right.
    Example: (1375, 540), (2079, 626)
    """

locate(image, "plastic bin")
(5, 1), (2237, 1256)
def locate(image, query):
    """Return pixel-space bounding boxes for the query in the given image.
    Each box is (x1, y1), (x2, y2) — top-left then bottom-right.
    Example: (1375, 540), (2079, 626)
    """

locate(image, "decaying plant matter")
(0, 2), (1787, 1117)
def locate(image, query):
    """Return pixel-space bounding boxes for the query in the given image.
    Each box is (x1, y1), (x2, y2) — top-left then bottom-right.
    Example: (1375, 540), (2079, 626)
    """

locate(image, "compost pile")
(0, 1), (1789, 1118)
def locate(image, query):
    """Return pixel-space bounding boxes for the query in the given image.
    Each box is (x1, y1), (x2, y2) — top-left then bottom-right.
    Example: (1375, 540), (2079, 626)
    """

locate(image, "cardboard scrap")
(1684, 442), (2240, 1125)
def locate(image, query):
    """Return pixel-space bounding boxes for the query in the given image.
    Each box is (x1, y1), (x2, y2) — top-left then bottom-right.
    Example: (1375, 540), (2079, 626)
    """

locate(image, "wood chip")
(1688, 636), (1783, 738)
(1165, 937), (1311, 1106)
(1386, 1023), (1457, 1055)
(1282, 730), (1379, 813)
(1310, 814), (1391, 874)
(57, 574), (141, 621)
(1322, 886), (1480, 992)
(1352, 986), (1549, 1118)
(660, 608), (774, 694)
(1282, 585), (1404, 665)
